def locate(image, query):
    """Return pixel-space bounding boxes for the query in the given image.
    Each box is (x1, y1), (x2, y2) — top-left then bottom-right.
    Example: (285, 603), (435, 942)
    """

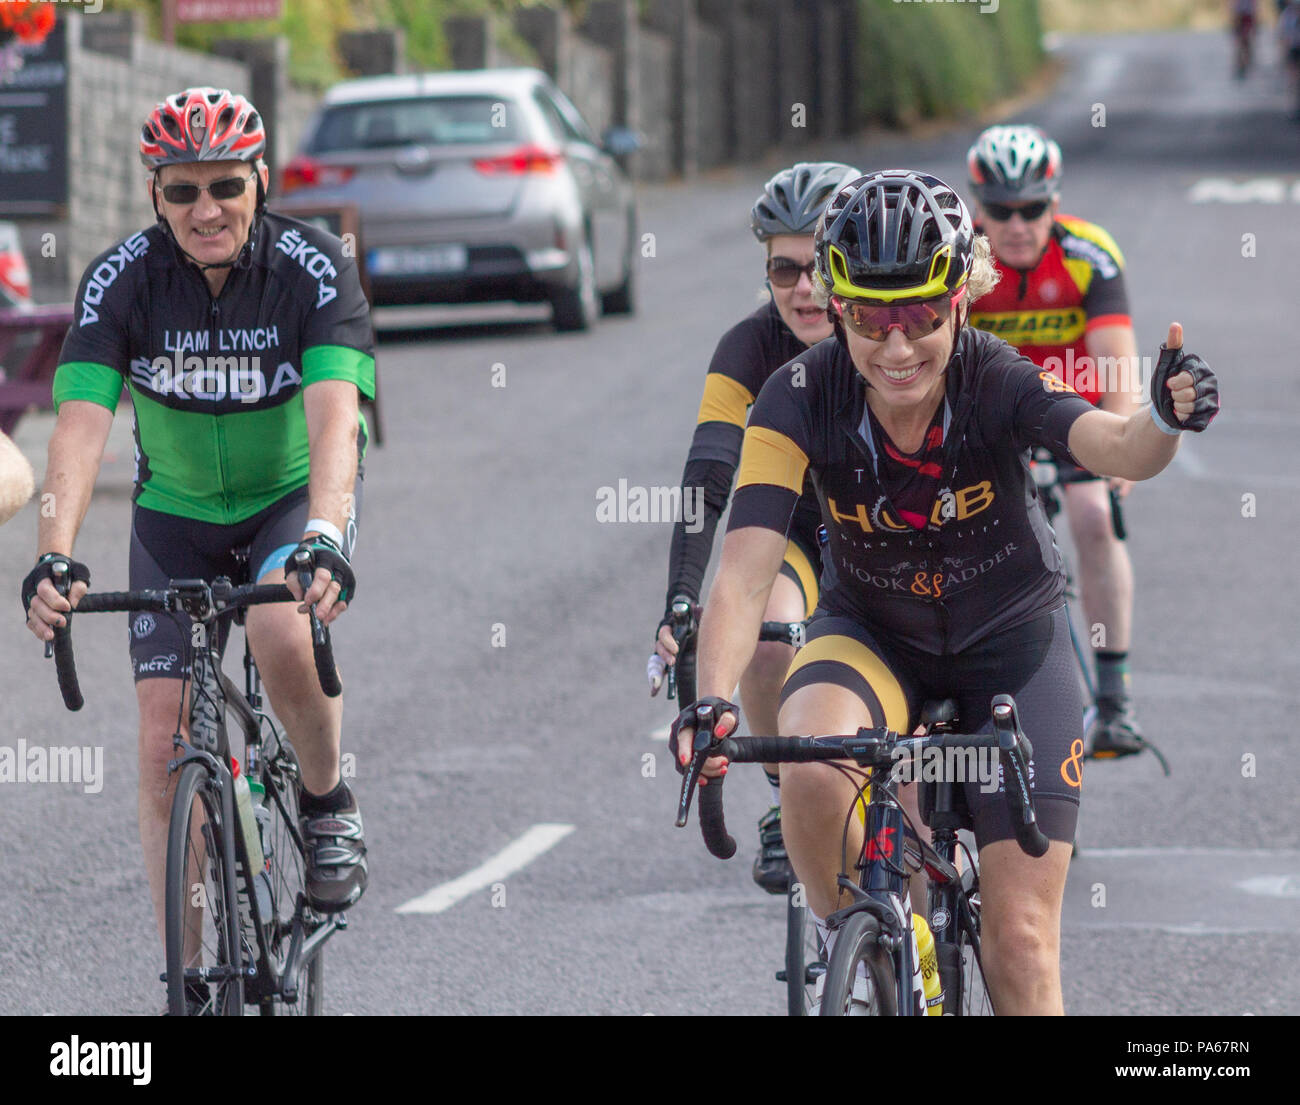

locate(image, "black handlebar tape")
(1108, 487), (1127, 541)
(75, 590), (170, 613)
(675, 641), (697, 708)
(697, 779), (736, 859)
(309, 607), (342, 698)
(52, 622), (83, 712)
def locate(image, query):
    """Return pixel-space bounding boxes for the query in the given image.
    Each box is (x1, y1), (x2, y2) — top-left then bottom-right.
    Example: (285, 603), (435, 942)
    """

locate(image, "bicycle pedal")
(775, 969), (788, 982)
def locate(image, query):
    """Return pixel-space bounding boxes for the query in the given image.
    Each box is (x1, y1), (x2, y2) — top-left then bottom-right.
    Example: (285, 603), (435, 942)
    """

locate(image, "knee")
(983, 906), (1056, 971)
(1068, 495), (1113, 556)
(744, 641), (794, 689)
(778, 762), (842, 817)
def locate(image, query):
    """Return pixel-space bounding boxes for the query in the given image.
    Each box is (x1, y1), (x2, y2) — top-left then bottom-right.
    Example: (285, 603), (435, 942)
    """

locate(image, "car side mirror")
(601, 126), (643, 158)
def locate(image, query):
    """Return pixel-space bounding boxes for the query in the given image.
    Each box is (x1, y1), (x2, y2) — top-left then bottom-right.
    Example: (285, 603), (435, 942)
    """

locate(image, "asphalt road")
(1, 27), (1297, 1019)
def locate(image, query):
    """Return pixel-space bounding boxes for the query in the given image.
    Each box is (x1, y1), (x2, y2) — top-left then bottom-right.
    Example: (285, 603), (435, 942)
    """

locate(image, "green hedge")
(857, 0), (1045, 127)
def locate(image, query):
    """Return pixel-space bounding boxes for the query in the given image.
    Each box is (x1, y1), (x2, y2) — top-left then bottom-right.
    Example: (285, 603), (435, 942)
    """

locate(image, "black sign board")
(0, 18), (69, 214)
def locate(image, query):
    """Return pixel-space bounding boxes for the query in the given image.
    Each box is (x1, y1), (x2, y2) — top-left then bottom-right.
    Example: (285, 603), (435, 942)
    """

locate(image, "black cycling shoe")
(751, 806), (793, 895)
(1087, 698), (1170, 775)
(299, 788), (368, 912)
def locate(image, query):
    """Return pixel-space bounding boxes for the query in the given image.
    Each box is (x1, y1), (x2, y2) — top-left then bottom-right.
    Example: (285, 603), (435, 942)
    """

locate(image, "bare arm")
(673, 525), (787, 772)
(1067, 322), (1205, 482)
(0, 429), (35, 526)
(25, 400), (114, 639)
(1086, 324), (1143, 496)
(289, 379), (360, 622)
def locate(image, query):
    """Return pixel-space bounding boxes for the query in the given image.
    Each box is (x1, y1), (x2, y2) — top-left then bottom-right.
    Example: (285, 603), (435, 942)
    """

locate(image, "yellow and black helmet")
(814, 170), (974, 304)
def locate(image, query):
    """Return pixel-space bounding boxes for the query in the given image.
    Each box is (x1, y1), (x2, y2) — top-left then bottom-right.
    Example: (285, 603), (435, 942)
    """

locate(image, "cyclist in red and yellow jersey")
(966, 126), (1149, 760)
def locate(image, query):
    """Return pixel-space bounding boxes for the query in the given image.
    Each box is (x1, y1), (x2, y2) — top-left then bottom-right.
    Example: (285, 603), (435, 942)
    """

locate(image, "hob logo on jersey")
(826, 481), (994, 534)
(78, 232), (149, 327)
(274, 228), (338, 307)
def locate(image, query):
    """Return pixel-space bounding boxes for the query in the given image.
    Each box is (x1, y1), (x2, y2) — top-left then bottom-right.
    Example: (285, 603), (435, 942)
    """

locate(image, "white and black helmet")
(751, 161), (863, 241)
(966, 125), (1062, 205)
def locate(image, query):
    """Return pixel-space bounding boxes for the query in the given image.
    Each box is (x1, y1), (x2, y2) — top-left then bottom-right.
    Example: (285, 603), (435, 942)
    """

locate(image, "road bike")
(675, 694), (1047, 1015)
(660, 599), (821, 1014)
(44, 550), (345, 1015)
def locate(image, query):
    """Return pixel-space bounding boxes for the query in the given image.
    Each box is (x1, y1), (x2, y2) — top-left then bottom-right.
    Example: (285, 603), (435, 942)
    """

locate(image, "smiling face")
(835, 293), (963, 424)
(766, 233), (832, 347)
(976, 196), (1057, 270)
(151, 158), (267, 271)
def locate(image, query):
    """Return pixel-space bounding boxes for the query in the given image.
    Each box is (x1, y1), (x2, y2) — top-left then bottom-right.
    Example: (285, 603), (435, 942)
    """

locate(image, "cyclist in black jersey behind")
(22, 91), (374, 1003)
(651, 162), (859, 894)
(670, 171), (1219, 1013)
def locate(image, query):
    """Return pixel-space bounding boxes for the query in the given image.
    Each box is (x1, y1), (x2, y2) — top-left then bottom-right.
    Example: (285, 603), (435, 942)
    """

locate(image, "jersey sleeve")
(297, 232), (376, 400)
(53, 254), (133, 412)
(998, 348), (1098, 462)
(1061, 219), (1131, 332)
(727, 362), (814, 537)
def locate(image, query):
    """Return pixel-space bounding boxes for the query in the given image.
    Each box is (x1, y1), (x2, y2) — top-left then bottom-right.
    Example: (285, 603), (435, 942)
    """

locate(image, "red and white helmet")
(140, 87), (266, 170)
(966, 125), (1062, 205)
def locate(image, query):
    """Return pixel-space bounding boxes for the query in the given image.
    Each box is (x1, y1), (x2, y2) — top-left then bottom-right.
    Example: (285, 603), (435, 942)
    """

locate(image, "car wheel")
(601, 212), (636, 316)
(551, 233), (598, 332)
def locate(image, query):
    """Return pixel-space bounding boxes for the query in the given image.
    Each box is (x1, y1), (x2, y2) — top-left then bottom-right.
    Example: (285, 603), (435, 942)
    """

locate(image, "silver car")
(278, 68), (639, 331)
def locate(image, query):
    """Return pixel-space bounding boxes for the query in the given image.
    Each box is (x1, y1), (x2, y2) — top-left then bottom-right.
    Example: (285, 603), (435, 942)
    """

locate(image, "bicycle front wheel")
(941, 871), (993, 1016)
(164, 761), (245, 1015)
(784, 882), (825, 1016)
(256, 738), (323, 1015)
(818, 912), (898, 1016)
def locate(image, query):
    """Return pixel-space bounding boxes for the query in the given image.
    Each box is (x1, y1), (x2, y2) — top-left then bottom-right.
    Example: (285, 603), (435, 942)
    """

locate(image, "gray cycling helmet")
(751, 161), (863, 241)
(965, 125), (1062, 205)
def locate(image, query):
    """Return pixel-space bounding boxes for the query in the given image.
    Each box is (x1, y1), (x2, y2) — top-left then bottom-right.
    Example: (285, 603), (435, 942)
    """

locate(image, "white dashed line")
(396, 823), (576, 914)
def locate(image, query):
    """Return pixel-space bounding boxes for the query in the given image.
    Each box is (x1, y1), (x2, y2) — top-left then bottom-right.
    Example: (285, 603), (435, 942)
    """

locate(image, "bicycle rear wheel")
(818, 912), (898, 1016)
(783, 881), (825, 1016)
(164, 761), (244, 1015)
(256, 738), (323, 1015)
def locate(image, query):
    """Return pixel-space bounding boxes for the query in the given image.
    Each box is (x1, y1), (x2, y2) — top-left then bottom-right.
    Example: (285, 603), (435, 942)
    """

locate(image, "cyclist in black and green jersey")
(651, 162), (858, 893)
(21, 90), (374, 972)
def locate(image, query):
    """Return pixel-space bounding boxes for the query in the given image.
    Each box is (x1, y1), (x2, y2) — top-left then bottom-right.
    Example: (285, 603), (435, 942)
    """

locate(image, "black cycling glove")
(21, 554), (90, 617)
(286, 535), (356, 604)
(668, 696), (740, 773)
(1150, 343), (1219, 433)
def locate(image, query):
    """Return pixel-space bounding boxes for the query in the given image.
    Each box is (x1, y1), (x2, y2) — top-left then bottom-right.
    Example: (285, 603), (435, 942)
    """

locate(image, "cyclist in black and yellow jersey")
(670, 171), (1219, 1013)
(651, 162), (859, 893)
(22, 90), (373, 1006)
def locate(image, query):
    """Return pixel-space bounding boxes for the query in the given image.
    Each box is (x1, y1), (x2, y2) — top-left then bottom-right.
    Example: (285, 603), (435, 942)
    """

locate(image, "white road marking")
(396, 823), (575, 914)
(1078, 847), (1300, 859)
(648, 724), (671, 742)
(1236, 875), (1300, 899)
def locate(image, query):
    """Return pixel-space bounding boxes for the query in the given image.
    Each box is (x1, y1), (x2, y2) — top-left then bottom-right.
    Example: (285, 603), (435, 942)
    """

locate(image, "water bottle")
(914, 915), (944, 1016)
(247, 777), (274, 923)
(231, 757), (265, 875)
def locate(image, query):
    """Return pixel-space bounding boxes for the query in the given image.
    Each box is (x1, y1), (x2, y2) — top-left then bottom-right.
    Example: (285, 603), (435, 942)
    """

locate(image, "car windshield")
(308, 96), (526, 152)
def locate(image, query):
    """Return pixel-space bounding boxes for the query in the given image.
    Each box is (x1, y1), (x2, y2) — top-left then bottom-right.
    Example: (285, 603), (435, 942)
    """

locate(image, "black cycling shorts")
(778, 606), (1084, 846)
(777, 524), (822, 617)
(126, 482), (361, 681)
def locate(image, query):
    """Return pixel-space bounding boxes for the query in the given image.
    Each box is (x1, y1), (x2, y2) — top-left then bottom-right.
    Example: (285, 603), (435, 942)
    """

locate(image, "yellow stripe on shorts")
(782, 538), (819, 613)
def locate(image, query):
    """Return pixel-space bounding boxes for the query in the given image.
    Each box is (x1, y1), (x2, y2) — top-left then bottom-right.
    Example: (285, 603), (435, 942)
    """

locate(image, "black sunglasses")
(982, 199), (1051, 222)
(159, 170), (256, 205)
(767, 256), (816, 287)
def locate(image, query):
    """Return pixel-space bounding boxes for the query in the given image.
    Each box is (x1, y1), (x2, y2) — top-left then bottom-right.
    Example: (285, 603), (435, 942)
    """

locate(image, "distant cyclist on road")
(651, 162), (859, 894)
(21, 88), (374, 1008)
(1231, 0), (1259, 77)
(671, 170), (1219, 1013)
(966, 125), (1150, 762)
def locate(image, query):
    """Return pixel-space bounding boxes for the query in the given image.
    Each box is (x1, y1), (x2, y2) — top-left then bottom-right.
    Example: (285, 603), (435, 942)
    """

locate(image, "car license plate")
(368, 245), (467, 275)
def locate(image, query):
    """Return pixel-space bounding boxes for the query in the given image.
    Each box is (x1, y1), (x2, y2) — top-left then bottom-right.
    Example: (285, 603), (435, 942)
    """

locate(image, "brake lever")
(43, 558), (71, 661)
(665, 597), (696, 702)
(674, 702), (715, 828)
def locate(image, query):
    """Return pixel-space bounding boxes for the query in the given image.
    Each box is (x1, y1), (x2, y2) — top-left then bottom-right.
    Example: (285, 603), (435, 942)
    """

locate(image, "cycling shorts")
(127, 481), (361, 681)
(778, 606), (1084, 846)
(778, 524), (822, 617)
